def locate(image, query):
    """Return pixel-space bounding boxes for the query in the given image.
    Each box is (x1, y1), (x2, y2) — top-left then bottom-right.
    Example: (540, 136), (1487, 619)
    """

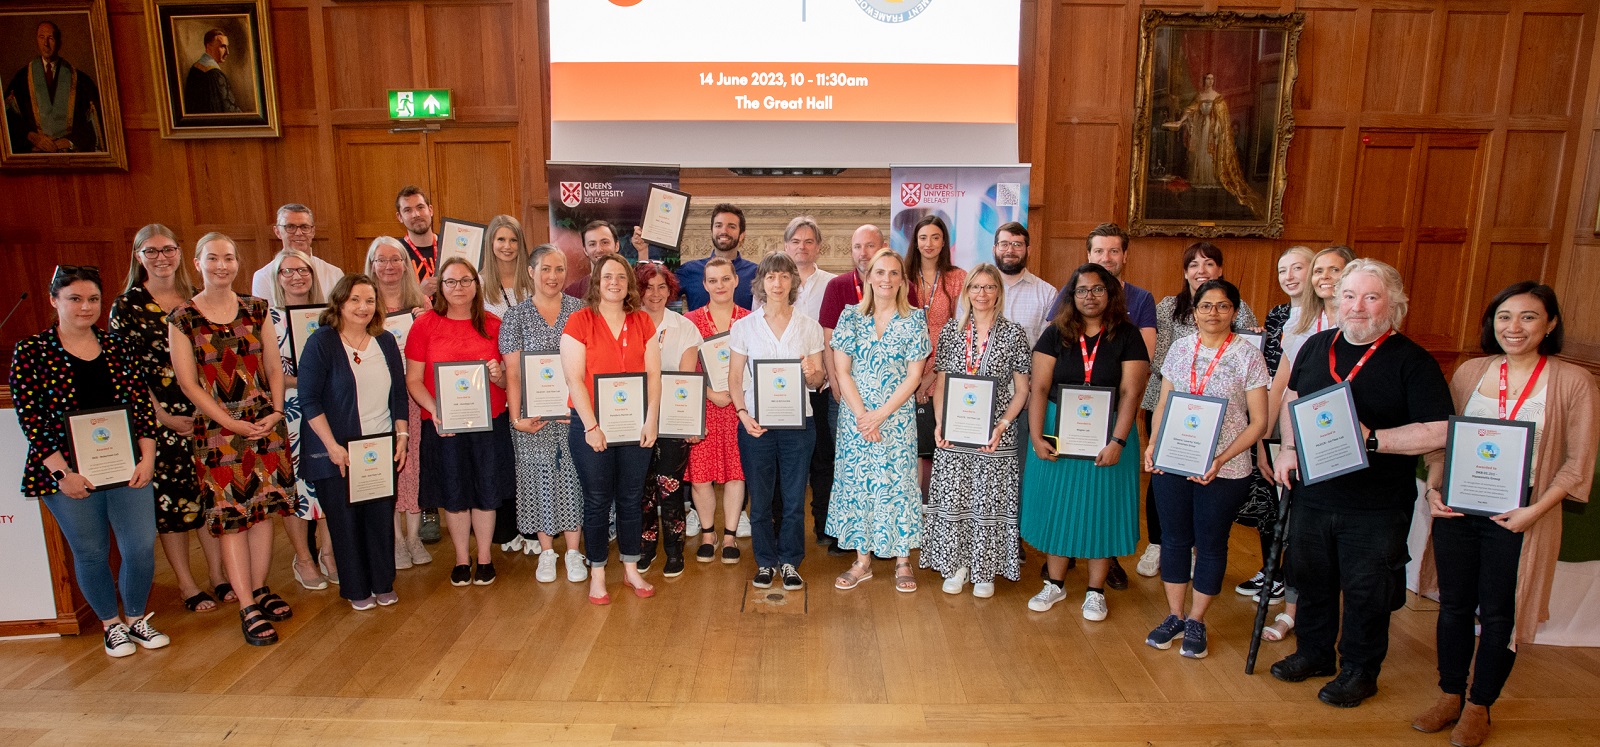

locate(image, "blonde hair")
(1293, 245), (1357, 335)
(270, 248), (326, 308)
(481, 214), (537, 306)
(955, 263), (1006, 330)
(1337, 257), (1409, 331)
(364, 236), (427, 310)
(858, 248), (912, 318)
(123, 223), (196, 297)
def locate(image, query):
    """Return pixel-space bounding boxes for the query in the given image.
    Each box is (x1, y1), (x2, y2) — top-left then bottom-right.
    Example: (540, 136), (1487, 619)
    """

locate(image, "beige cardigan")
(1419, 356), (1599, 646)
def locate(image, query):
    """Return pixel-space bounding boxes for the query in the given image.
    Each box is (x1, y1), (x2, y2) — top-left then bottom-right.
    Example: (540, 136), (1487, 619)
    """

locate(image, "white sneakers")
(394, 539), (413, 570)
(536, 549), (558, 583)
(736, 512), (752, 538)
(685, 508), (701, 535)
(942, 567), (969, 595)
(1136, 544), (1161, 577)
(972, 582), (995, 599)
(500, 535), (525, 553)
(565, 549), (589, 583)
(1028, 582), (1067, 612)
(1082, 590), (1108, 621)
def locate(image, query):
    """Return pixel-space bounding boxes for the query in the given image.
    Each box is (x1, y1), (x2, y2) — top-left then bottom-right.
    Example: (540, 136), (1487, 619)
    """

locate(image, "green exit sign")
(388, 89), (453, 120)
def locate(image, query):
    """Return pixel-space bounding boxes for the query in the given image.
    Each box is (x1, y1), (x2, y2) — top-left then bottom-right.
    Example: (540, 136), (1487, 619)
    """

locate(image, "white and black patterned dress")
(919, 316), (1032, 583)
(498, 295), (585, 536)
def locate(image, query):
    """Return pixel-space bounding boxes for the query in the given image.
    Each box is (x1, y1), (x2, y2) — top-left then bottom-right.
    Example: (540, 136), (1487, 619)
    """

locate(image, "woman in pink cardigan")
(1415, 282), (1598, 747)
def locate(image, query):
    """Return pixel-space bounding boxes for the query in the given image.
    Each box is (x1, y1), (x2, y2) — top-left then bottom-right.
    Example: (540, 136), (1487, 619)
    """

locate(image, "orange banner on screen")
(551, 62), (1017, 123)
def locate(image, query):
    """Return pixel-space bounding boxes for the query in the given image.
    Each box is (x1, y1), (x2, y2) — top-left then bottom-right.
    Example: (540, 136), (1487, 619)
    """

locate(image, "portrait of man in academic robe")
(3, 20), (105, 155)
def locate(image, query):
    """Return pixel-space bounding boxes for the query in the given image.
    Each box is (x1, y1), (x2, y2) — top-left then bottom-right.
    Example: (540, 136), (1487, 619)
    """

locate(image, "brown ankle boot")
(1412, 690), (1463, 733)
(1449, 702), (1490, 747)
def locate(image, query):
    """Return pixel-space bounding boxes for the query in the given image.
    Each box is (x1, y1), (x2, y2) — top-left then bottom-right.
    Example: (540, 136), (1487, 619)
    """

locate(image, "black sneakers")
(753, 567), (776, 588)
(473, 563), (496, 586)
(780, 563), (803, 590)
(1318, 667), (1379, 708)
(663, 555), (686, 578)
(1271, 653), (1337, 682)
(450, 564), (471, 587)
(103, 623), (135, 658)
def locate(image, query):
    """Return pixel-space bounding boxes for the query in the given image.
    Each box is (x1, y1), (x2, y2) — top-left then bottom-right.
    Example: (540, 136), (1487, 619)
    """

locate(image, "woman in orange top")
(561, 253), (662, 604)
(904, 215), (966, 490)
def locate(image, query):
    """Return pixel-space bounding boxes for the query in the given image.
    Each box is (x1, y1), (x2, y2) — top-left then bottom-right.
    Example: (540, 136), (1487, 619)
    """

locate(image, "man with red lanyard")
(813, 223), (884, 555)
(1269, 259), (1451, 708)
(395, 185), (440, 298)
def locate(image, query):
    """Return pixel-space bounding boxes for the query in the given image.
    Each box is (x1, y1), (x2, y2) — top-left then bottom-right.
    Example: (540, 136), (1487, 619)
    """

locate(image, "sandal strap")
(251, 586), (272, 598)
(723, 528), (738, 537)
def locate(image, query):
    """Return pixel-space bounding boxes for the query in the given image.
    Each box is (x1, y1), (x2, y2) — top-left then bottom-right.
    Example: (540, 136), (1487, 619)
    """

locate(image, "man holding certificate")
(296, 275), (411, 611)
(1412, 283), (1598, 746)
(1141, 279), (1269, 660)
(728, 253), (825, 591)
(1270, 260), (1452, 709)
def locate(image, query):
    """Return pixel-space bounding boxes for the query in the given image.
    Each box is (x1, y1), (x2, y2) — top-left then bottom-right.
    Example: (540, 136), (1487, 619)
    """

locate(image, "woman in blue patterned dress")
(828, 248), (931, 593)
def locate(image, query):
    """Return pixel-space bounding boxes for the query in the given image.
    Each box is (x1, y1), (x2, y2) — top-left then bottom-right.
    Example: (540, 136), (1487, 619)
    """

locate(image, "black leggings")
(1433, 514), (1524, 706)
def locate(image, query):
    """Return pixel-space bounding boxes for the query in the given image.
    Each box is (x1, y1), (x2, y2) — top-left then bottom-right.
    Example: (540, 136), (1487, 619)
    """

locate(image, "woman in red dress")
(685, 258), (749, 564)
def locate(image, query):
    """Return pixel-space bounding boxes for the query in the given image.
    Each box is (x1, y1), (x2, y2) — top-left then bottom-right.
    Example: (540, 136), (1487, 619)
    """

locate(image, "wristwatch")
(1110, 436), (1127, 447)
(1366, 430), (1380, 453)
(50, 468), (67, 482)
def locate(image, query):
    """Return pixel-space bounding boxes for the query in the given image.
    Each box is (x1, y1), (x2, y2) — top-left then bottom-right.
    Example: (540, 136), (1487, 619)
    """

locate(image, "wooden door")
(1348, 131), (1485, 350)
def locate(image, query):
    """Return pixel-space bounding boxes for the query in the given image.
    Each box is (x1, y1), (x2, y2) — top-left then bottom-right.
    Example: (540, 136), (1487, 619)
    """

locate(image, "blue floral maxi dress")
(271, 306), (322, 520)
(825, 305), (930, 557)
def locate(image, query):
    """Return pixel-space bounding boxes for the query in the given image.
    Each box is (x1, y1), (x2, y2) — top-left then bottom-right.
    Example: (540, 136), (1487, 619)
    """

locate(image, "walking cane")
(1246, 474), (1294, 674)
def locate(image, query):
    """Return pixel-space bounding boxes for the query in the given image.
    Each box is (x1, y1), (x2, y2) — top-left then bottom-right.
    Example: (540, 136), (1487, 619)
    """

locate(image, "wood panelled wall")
(3, 0), (1600, 373)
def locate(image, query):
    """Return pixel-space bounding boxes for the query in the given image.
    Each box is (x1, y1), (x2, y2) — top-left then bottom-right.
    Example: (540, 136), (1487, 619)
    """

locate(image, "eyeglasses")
(371, 258), (405, 266)
(969, 284), (999, 294)
(53, 264), (101, 283)
(1196, 302), (1235, 314)
(995, 240), (1026, 250)
(278, 266), (312, 278)
(441, 278), (477, 290)
(1073, 285), (1108, 298)
(277, 224), (315, 235)
(139, 246), (179, 259)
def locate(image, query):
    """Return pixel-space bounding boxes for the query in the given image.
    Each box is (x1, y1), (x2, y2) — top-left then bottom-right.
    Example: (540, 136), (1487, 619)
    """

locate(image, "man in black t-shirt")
(395, 185), (440, 298)
(1269, 260), (1451, 708)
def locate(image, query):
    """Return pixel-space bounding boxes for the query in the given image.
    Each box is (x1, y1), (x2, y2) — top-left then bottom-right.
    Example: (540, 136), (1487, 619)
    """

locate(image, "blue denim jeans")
(41, 484), (158, 621)
(740, 417), (815, 567)
(1151, 472), (1250, 596)
(568, 413), (652, 565)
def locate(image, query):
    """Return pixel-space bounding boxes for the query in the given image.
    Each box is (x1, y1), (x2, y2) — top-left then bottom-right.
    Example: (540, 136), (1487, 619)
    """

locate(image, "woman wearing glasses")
(13, 265), (168, 657)
(169, 233), (296, 646)
(111, 225), (228, 613)
(921, 265), (1032, 598)
(268, 249), (338, 590)
(406, 257), (512, 587)
(364, 237), (432, 569)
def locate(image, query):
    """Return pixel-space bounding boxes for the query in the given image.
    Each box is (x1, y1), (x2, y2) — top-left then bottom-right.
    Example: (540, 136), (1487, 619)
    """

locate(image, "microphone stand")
(0, 292), (27, 336)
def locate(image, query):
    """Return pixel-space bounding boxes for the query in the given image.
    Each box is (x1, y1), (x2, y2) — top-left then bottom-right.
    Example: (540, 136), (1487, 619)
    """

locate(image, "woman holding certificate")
(13, 266), (168, 657)
(1413, 283), (1598, 746)
(169, 233), (297, 646)
(500, 244), (589, 584)
(365, 238), (432, 569)
(481, 215), (537, 319)
(1141, 278), (1269, 659)
(406, 257), (513, 588)
(637, 261), (702, 578)
(905, 216), (967, 491)
(685, 258), (750, 564)
(561, 252), (662, 604)
(268, 249), (337, 590)
(110, 225), (228, 613)
(828, 248), (931, 592)
(1019, 263), (1149, 619)
(728, 253), (826, 591)
(922, 264), (1032, 598)
(296, 275), (410, 610)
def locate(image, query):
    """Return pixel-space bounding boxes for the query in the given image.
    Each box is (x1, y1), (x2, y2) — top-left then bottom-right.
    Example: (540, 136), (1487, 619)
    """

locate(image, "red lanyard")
(1315, 312), (1324, 332)
(1079, 333), (1103, 384)
(1498, 356), (1547, 420)
(852, 273), (863, 303)
(1328, 329), (1391, 383)
(403, 237), (436, 282)
(1190, 333), (1233, 395)
(964, 321), (989, 374)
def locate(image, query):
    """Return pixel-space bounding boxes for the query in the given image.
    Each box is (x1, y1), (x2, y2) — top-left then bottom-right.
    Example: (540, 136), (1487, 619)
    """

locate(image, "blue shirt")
(1047, 280), (1158, 332)
(676, 253), (759, 310)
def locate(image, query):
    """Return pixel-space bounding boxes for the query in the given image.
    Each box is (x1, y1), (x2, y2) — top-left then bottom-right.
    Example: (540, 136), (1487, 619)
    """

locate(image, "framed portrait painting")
(0, 0), (127, 170)
(144, 0), (279, 139)
(1128, 10), (1304, 238)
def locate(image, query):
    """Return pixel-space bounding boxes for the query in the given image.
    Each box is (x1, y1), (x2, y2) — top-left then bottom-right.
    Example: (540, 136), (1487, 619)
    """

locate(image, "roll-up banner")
(546, 162), (682, 284)
(889, 165), (1030, 271)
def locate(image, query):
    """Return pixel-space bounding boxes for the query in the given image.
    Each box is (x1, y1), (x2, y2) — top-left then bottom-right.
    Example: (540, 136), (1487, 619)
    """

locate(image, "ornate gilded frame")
(0, 0), (127, 170)
(1128, 10), (1303, 238)
(143, 0), (280, 139)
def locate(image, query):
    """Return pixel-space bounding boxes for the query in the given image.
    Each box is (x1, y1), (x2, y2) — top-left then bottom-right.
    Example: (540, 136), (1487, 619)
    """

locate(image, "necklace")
(342, 331), (370, 364)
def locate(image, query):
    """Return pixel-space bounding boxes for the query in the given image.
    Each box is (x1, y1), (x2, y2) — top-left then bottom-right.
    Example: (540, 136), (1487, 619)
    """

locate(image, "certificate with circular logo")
(941, 373), (998, 449)
(1052, 385), (1116, 460)
(1287, 381), (1368, 485)
(657, 372), (707, 439)
(520, 350), (570, 420)
(65, 406), (137, 489)
(346, 433), (396, 504)
(594, 373), (647, 445)
(1443, 415), (1534, 517)
(432, 361), (493, 434)
(752, 359), (805, 429)
(699, 332), (733, 393)
(1150, 391), (1228, 478)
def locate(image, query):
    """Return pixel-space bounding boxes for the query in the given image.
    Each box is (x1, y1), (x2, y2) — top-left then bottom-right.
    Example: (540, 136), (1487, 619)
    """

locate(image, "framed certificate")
(658, 372), (707, 439)
(1442, 416), (1535, 517)
(439, 218), (487, 269)
(1052, 385), (1117, 460)
(520, 350), (570, 420)
(383, 310), (415, 355)
(1150, 391), (1229, 478)
(699, 332), (732, 393)
(1287, 381), (1369, 485)
(941, 374), (997, 449)
(1238, 331), (1266, 350)
(432, 361), (493, 434)
(65, 406), (137, 489)
(284, 304), (323, 366)
(753, 359), (806, 429)
(638, 184), (692, 249)
(346, 433), (397, 504)
(594, 373), (647, 445)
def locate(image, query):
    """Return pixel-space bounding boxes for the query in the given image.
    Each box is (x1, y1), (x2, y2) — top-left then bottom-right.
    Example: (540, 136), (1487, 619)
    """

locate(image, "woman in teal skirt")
(1020, 263), (1150, 620)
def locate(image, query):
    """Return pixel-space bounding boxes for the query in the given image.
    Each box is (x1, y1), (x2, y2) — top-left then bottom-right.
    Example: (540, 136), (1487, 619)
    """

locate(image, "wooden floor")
(2, 509), (1599, 746)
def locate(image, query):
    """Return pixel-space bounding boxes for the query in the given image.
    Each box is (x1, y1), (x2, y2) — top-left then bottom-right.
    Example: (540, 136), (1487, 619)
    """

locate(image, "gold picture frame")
(143, 0), (280, 139)
(0, 0), (127, 170)
(1128, 10), (1303, 238)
